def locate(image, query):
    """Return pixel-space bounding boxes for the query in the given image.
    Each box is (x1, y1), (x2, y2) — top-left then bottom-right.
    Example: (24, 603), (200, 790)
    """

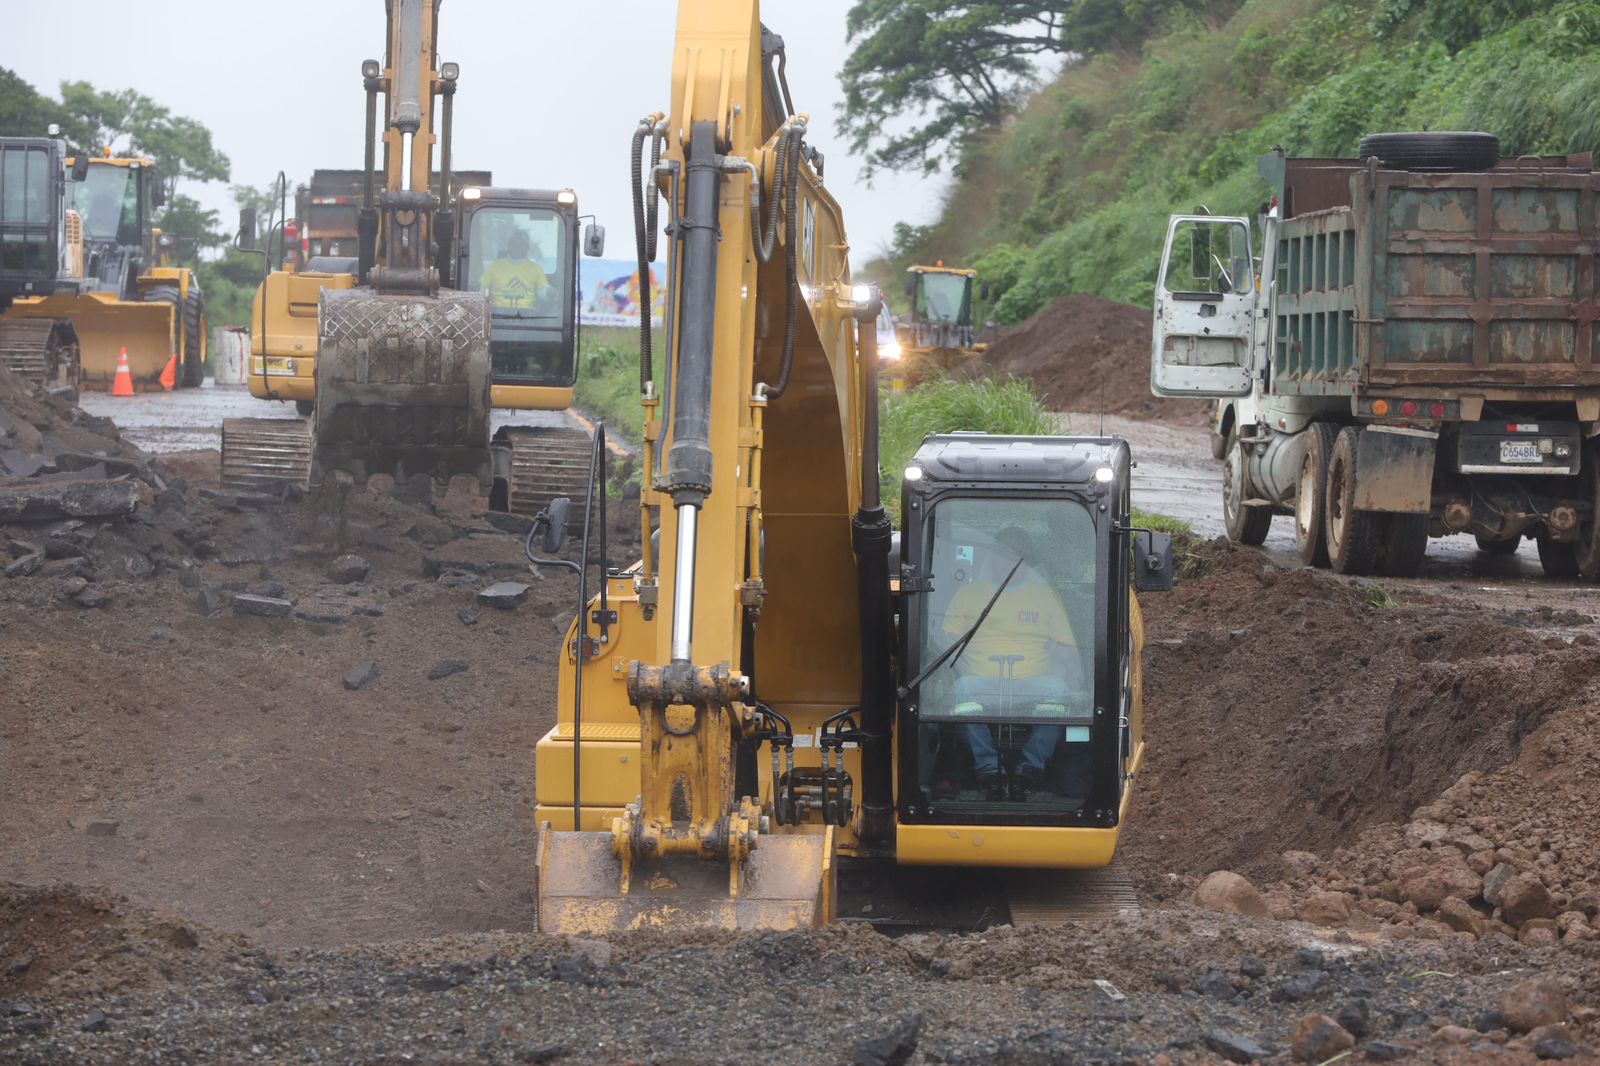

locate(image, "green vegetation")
(851, 0), (1600, 322)
(572, 326), (648, 442)
(1130, 509), (1192, 538)
(879, 375), (1056, 507)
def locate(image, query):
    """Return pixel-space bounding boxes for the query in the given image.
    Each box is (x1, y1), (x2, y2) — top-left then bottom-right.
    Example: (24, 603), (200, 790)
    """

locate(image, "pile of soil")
(1130, 537), (1600, 947)
(977, 294), (1207, 422)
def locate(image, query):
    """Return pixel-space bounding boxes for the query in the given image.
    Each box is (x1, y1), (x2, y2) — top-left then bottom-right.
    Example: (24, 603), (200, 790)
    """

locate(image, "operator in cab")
(478, 229), (549, 311)
(943, 526), (1083, 800)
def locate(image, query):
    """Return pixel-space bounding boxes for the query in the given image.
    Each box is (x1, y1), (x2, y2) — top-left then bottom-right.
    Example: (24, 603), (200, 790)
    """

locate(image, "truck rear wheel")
(1324, 426), (1383, 575)
(1223, 429), (1271, 546)
(1377, 513), (1429, 577)
(1474, 533), (1520, 556)
(1537, 533), (1580, 580)
(1294, 422), (1336, 567)
(1357, 132), (1500, 172)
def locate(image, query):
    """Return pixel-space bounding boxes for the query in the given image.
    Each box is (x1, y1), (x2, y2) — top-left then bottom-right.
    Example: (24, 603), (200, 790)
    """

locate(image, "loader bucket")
(7, 293), (174, 390)
(536, 825), (835, 935)
(313, 288), (493, 487)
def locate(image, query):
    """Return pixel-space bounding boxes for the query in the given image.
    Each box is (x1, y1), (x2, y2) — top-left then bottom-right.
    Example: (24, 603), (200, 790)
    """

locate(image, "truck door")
(1151, 215), (1255, 397)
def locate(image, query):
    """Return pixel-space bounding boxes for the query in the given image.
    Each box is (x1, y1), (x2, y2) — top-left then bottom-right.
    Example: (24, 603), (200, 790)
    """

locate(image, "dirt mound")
(977, 294), (1207, 422)
(0, 882), (247, 1001)
(1130, 538), (1600, 947)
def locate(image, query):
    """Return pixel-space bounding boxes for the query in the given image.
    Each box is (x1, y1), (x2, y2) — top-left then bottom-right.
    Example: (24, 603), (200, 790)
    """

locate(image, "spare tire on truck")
(1357, 132), (1500, 172)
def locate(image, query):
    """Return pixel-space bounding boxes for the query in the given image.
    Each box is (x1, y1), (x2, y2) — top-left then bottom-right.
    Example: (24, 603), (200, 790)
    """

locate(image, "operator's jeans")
(952, 673), (1068, 775)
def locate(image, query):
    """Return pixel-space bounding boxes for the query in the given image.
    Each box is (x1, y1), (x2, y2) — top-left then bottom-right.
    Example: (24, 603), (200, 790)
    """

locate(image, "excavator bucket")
(6, 293), (173, 390)
(313, 288), (493, 487)
(536, 826), (836, 935)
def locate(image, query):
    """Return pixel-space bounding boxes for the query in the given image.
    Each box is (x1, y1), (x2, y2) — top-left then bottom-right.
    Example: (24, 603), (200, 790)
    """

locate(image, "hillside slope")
(874, 0), (1600, 323)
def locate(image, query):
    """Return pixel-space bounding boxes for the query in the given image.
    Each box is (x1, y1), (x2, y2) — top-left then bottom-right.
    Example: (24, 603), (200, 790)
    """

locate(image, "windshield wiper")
(896, 557), (1022, 700)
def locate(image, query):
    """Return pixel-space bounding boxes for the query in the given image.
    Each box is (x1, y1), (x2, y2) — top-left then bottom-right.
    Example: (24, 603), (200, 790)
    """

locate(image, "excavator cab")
(896, 435), (1160, 866)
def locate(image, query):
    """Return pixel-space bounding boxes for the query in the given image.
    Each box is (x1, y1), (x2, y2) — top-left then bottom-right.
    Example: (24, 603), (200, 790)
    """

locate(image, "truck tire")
(1223, 429), (1272, 546)
(182, 284), (206, 387)
(1323, 426), (1383, 575)
(1377, 513), (1429, 577)
(1474, 532), (1519, 556)
(1357, 132), (1499, 172)
(1537, 533), (1580, 580)
(1576, 448), (1600, 580)
(1294, 422), (1337, 567)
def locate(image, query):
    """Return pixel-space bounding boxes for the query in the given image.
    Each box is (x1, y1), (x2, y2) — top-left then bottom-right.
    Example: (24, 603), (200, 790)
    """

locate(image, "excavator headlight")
(1094, 466), (1115, 483)
(903, 464), (924, 483)
(461, 187), (482, 201)
(440, 61), (460, 82)
(851, 283), (874, 308)
(361, 59), (381, 79)
(557, 190), (577, 205)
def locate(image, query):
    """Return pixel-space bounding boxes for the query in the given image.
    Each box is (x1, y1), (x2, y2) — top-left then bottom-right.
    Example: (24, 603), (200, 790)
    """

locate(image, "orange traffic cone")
(112, 347), (135, 397)
(159, 351), (177, 391)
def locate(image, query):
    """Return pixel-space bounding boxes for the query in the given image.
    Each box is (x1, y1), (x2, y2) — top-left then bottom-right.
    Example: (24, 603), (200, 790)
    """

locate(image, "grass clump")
(879, 375), (1057, 509)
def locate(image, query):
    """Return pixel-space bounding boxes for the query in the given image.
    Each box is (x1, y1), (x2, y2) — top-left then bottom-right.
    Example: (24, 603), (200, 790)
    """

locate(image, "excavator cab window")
(462, 205), (576, 388)
(911, 497), (1098, 816)
(0, 143), (56, 280)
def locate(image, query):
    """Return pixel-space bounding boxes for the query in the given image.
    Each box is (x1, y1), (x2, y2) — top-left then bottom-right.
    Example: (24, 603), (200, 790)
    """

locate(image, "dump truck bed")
(1265, 152), (1600, 403)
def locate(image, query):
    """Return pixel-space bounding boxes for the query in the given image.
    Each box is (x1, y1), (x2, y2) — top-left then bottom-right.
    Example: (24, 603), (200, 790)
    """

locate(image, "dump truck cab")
(894, 434), (1164, 867)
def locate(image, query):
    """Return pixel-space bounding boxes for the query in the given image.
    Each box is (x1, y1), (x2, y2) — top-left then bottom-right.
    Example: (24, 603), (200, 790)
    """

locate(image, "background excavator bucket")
(313, 288), (493, 487)
(536, 826), (835, 935)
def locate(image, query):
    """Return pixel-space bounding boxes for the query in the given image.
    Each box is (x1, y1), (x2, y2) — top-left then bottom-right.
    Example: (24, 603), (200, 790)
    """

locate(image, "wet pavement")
(82, 381), (582, 455)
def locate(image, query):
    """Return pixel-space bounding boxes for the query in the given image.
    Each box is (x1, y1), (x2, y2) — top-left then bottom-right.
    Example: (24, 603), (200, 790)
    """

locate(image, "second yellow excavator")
(528, 0), (1173, 933)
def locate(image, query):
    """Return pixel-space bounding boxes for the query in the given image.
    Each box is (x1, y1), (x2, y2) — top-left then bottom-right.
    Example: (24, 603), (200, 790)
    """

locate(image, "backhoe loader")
(220, 0), (601, 507)
(0, 133), (206, 391)
(530, 0), (1174, 933)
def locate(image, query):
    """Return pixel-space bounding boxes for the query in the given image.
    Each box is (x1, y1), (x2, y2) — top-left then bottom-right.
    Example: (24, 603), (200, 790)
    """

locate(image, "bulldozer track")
(501, 425), (597, 515)
(0, 318), (77, 390)
(220, 417), (312, 489)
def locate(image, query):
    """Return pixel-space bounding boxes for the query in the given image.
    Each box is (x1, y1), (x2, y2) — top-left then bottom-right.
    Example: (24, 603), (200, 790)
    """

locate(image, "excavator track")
(0, 318), (78, 390)
(834, 858), (1138, 930)
(220, 417), (313, 489)
(499, 425), (597, 515)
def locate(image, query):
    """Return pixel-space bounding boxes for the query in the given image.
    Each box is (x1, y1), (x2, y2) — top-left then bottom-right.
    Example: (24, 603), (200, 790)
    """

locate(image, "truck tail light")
(1400, 400), (1418, 417)
(1371, 400), (1390, 415)
(1430, 402), (1446, 418)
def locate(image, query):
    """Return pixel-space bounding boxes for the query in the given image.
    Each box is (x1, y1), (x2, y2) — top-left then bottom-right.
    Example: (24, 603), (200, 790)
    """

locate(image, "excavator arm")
(536, 0), (892, 934)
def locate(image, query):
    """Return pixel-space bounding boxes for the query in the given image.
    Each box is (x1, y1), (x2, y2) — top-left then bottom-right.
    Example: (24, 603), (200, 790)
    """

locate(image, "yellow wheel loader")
(882, 262), (987, 389)
(529, 0), (1175, 934)
(221, 0), (604, 510)
(0, 134), (205, 391)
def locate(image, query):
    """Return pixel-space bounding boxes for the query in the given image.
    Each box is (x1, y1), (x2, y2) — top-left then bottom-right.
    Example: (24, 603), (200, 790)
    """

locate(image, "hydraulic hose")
(762, 121), (804, 401)
(631, 117), (664, 392)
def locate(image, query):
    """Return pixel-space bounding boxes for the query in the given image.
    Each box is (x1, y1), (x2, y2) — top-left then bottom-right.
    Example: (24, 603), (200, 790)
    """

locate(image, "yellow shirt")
(943, 573), (1075, 679)
(479, 258), (549, 310)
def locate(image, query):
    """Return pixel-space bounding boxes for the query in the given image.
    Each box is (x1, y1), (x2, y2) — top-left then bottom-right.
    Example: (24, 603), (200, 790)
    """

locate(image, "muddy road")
(2, 381), (1596, 1062)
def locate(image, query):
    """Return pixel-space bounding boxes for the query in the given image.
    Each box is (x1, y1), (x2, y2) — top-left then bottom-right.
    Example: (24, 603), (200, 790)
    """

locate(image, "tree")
(839, 2), (1072, 174)
(0, 67), (67, 137)
(57, 80), (230, 198)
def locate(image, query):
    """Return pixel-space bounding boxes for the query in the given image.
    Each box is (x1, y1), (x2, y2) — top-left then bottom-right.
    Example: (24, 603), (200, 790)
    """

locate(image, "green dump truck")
(1151, 132), (1600, 579)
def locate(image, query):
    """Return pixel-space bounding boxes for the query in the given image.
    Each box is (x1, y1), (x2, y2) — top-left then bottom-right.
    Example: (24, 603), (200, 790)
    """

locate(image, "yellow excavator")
(221, 0), (600, 507)
(0, 134), (206, 392)
(530, 0), (1173, 933)
(882, 262), (988, 388)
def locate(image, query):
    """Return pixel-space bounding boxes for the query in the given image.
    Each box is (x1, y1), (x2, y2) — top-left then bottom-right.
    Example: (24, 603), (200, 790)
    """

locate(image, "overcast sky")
(4, 0), (941, 265)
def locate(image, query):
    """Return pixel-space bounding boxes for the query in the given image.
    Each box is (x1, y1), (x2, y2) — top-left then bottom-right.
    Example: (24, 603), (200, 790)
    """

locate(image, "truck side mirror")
(70, 156), (89, 182)
(979, 282), (991, 301)
(1133, 531), (1175, 593)
(238, 207), (257, 252)
(903, 274), (916, 298)
(538, 496), (572, 553)
(150, 181), (166, 209)
(583, 223), (606, 257)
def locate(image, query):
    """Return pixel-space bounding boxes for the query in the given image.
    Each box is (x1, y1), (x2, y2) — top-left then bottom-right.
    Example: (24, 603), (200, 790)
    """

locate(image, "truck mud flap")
(1354, 425), (1436, 513)
(536, 825), (835, 934)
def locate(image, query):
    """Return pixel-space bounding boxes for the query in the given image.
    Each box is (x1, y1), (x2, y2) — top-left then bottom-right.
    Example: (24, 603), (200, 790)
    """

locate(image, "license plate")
(265, 358), (296, 376)
(1499, 440), (1541, 464)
